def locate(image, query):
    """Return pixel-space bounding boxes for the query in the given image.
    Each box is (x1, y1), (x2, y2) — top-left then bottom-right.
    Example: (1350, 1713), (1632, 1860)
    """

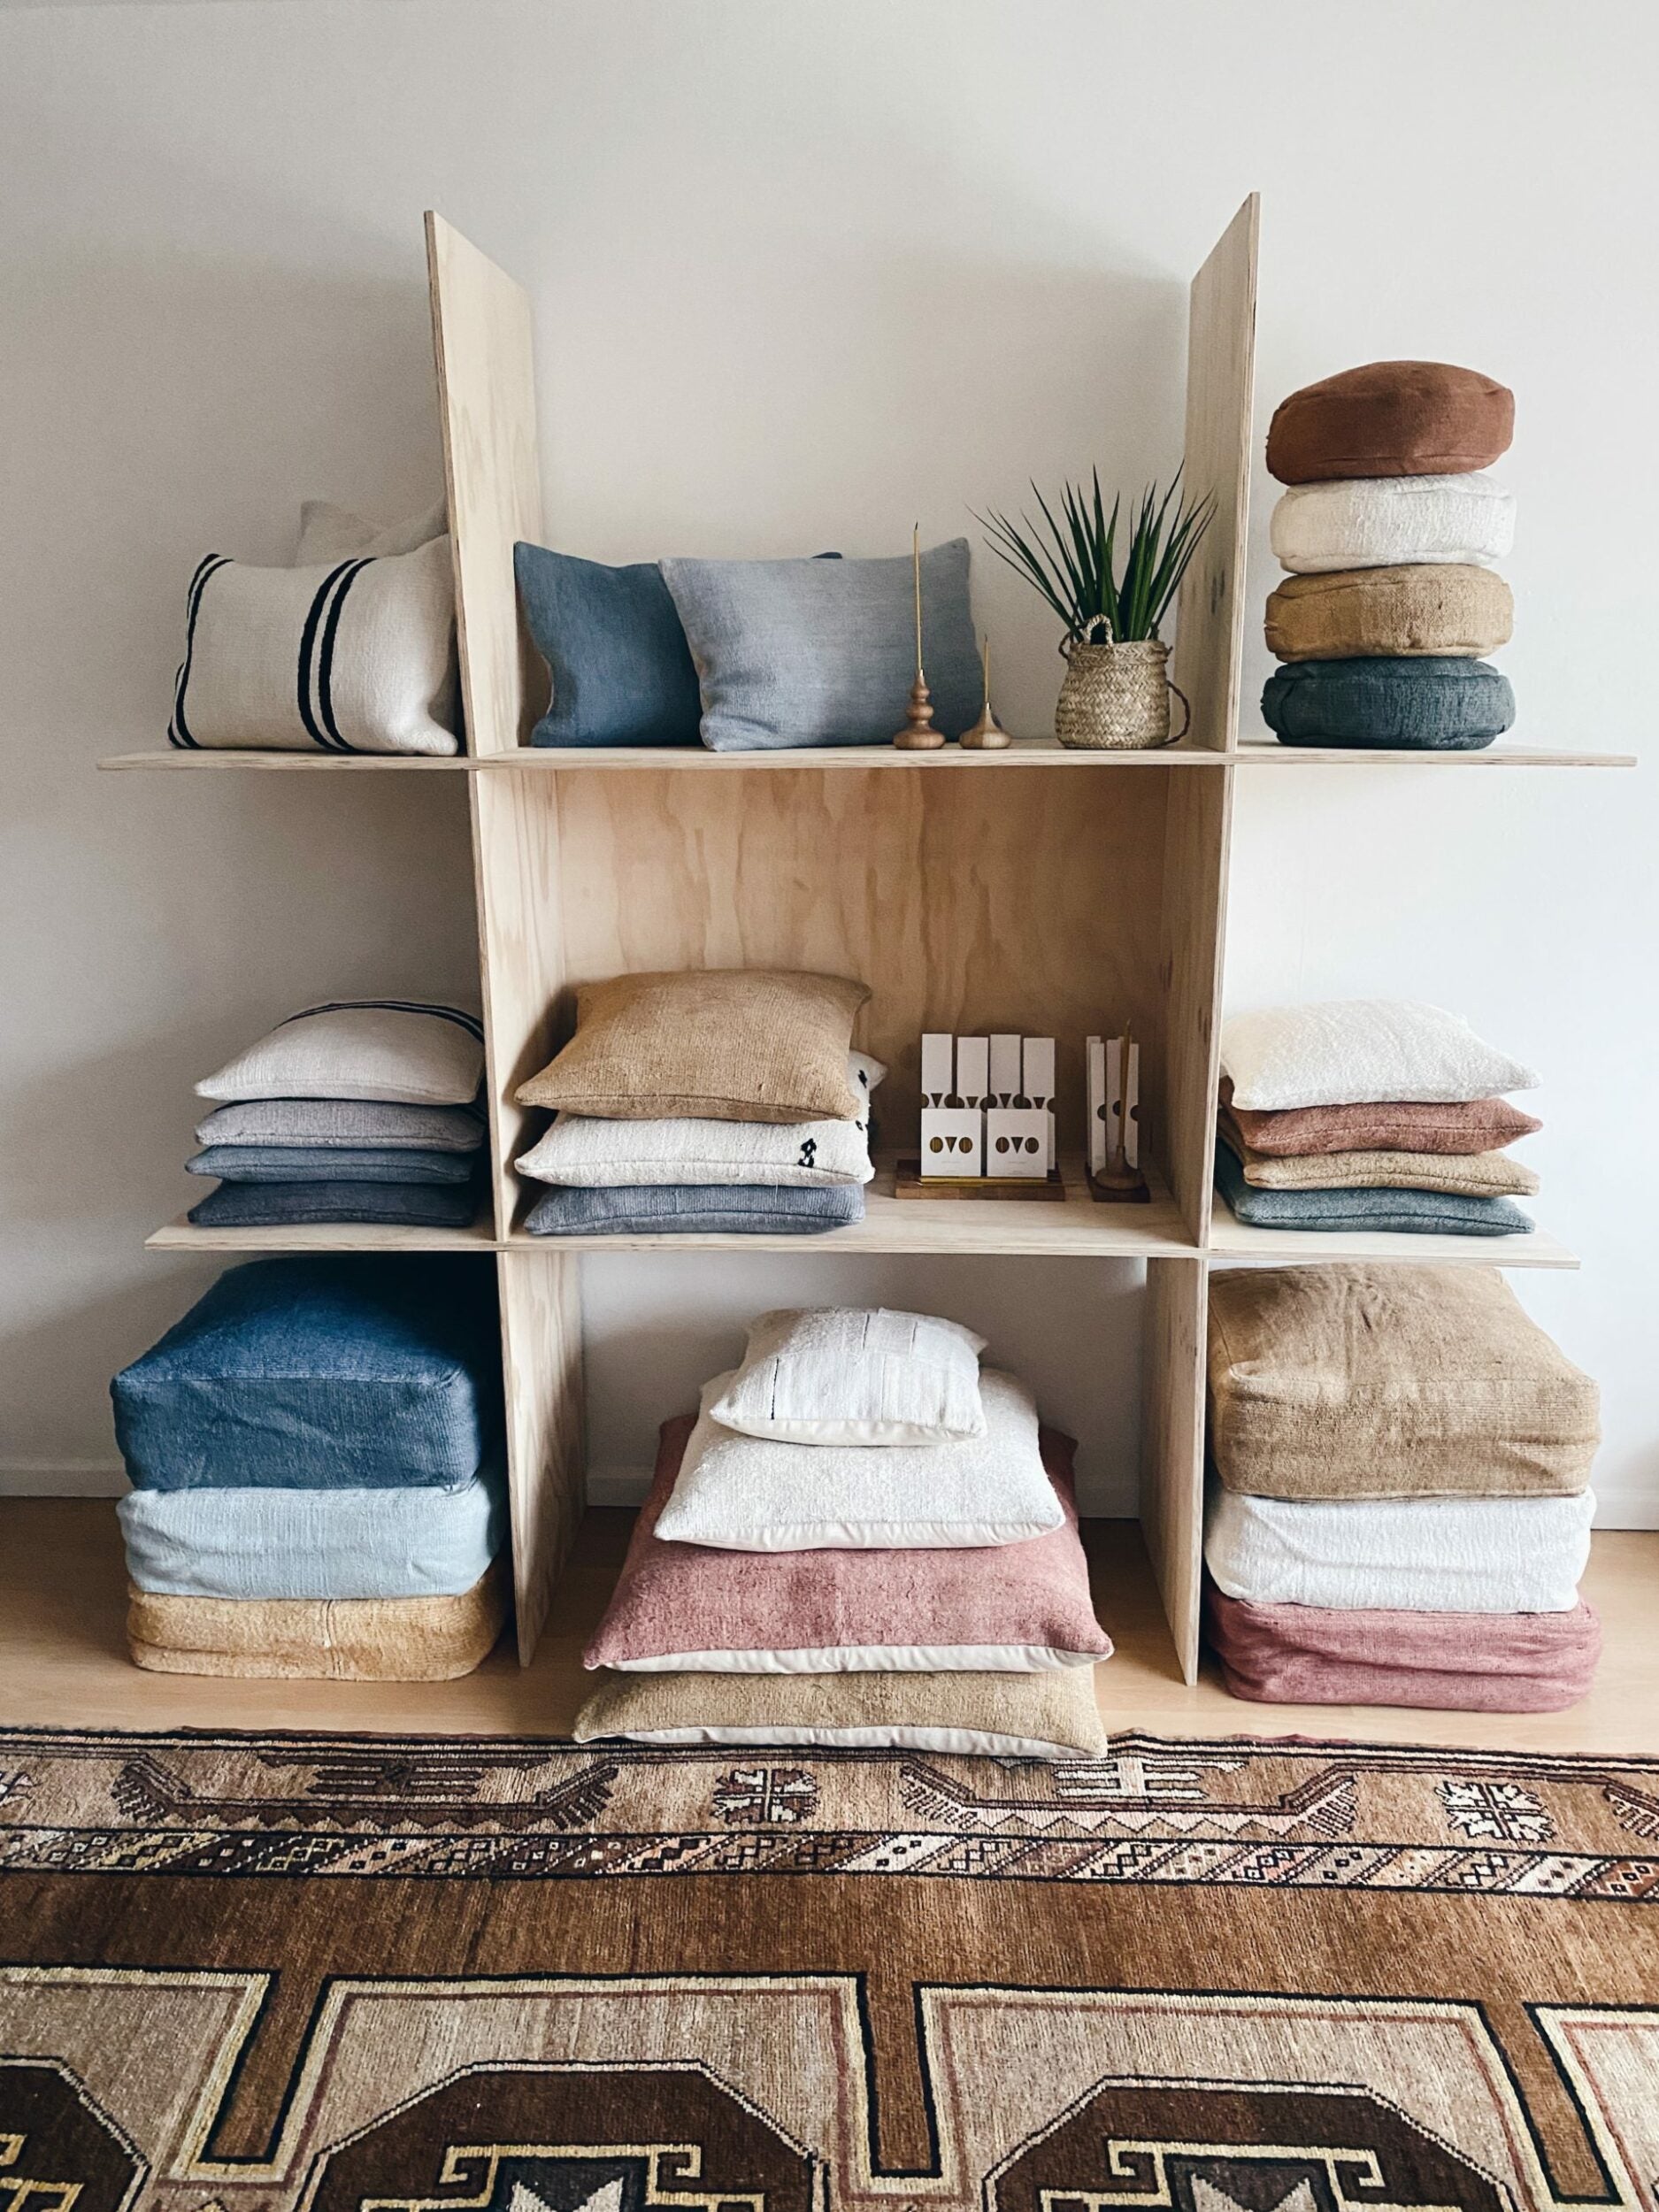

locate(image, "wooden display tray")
(895, 1158), (1067, 1202)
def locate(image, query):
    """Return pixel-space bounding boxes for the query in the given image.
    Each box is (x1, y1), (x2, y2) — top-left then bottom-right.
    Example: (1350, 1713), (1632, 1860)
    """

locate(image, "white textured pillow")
(516, 1054), (885, 1190)
(1270, 472), (1516, 574)
(655, 1366), (1056, 1549)
(167, 534), (458, 756)
(1222, 1000), (1540, 1111)
(712, 1306), (987, 1446)
(294, 496), (449, 564)
(196, 1002), (485, 1107)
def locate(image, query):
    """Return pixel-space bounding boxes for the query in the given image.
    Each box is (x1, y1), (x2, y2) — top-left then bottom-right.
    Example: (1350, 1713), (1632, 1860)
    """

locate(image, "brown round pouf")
(1266, 359), (1514, 484)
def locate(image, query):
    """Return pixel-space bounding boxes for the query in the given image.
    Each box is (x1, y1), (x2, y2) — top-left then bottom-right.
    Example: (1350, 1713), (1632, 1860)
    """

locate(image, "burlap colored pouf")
(126, 1561), (508, 1679)
(1265, 565), (1512, 664)
(1206, 1263), (1600, 1502)
(1261, 656), (1514, 749)
(1267, 359), (1514, 484)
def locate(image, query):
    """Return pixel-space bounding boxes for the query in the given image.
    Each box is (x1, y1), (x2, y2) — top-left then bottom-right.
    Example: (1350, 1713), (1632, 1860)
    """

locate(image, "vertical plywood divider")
(1143, 197), (1258, 1682)
(427, 211), (585, 1662)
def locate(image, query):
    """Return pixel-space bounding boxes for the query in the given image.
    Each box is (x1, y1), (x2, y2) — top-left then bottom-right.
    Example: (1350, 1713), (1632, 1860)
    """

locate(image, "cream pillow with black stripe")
(167, 534), (459, 756)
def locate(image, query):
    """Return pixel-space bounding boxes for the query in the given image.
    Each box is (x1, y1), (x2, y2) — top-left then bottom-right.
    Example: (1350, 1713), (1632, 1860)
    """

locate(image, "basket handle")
(1059, 616), (1113, 660)
(1164, 678), (1191, 745)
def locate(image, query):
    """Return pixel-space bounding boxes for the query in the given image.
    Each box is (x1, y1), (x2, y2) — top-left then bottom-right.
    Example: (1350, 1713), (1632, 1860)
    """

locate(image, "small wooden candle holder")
(893, 673), (946, 749)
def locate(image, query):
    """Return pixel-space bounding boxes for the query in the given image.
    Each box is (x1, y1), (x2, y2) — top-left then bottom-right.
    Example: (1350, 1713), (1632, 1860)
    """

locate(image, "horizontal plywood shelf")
(1209, 1191), (1578, 1269)
(146, 1213), (498, 1253)
(507, 1160), (1197, 1258)
(101, 741), (1636, 773)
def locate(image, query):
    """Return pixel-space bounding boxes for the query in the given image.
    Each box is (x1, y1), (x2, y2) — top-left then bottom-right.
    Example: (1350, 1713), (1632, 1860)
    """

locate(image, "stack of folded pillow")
(111, 1256), (508, 1678)
(573, 1307), (1112, 1758)
(188, 1001), (488, 1230)
(1202, 1264), (1601, 1711)
(1261, 361), (1517, 751)
(513, 969), (876, 1237)
(1215, 998), (1541, 1239)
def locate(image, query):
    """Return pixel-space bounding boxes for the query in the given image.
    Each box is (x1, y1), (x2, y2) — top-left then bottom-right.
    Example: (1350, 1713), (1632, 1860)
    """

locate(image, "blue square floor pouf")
(1262, 656), (1516, 749)
(111, 1255), (501, 1491)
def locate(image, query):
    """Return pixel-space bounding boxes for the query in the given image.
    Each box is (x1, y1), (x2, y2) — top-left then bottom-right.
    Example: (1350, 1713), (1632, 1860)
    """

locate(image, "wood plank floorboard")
(2, 1499), (1655, 1755)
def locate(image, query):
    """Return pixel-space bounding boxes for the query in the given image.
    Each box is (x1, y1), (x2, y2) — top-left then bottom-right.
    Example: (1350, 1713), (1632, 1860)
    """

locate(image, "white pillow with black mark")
(167, 527), (459, 757)
(516, 1054), (886, 1188)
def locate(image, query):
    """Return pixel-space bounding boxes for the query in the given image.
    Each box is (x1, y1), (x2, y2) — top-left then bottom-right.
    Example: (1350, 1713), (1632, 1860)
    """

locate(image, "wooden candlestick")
(893, 524), (946, 749)
(960, 634), (1011, 749)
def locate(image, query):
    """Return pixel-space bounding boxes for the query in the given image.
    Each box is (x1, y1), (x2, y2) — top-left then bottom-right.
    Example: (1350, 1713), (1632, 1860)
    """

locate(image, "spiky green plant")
(979, 470), (1214, 645)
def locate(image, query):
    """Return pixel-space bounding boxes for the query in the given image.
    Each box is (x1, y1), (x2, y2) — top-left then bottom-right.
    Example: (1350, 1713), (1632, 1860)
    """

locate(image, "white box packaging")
(955, 1035), (990, 1110)
(1022, 1036), (1056, 1168)
(920, 1106), (982, 1177)
(921, 1032), (954, 1110)
(990, 1033), (1022, 1107)
(986, 1107), (1048, 1178)
(1087, 1036), (1108, 1174)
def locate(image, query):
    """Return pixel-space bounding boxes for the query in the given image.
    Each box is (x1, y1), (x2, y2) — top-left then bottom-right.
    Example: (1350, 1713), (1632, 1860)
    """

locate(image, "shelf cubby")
(106, 196), (1620, 1689)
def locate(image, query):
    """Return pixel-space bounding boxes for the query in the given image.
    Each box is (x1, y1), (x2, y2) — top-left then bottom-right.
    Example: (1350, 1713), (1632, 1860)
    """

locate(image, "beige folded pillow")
(516, 969), (870, 1124)
(126, 1563), (505, 1679)
(1217, 1109), (1538, 1198)
(574, 1664), (1108, 1759)
(1265, 565), (1513, 663)
(1207, 1264), (1600, 1501)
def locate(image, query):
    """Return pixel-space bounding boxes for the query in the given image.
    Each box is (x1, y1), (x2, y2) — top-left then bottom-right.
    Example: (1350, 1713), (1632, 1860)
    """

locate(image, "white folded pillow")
(711, 1306), (987, 1445)
(654, 1366), (1060, 1550)
(1221, 1000), (1539, 1111)
(1270, 472), (1516, 574)
(196, 1001), (486, 1107)
(516, 1054), (885, 1189)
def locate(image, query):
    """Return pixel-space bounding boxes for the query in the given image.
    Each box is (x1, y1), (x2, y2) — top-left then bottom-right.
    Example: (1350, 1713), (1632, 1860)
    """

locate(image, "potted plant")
(979, 472), (1214, 748)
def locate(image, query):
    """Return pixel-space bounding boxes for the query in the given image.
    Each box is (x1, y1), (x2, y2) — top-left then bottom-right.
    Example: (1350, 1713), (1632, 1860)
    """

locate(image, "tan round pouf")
(1265, 563), (1513, 663)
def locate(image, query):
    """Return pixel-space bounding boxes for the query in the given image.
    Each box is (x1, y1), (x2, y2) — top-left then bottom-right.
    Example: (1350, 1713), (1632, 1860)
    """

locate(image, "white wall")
(2, 0), (1655, 1519)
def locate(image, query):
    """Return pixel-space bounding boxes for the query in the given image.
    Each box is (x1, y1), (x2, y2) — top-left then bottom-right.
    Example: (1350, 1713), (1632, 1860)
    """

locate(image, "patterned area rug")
(3, 1725), (1658, 2209)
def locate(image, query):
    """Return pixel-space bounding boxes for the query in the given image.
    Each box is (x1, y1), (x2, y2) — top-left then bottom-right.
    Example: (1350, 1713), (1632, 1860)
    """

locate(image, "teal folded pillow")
(516, 543), (703, 747)
(1261, 656), (1514, 749)
(1215, 1141), (1532, 1237)
(662, 539), (982, 750)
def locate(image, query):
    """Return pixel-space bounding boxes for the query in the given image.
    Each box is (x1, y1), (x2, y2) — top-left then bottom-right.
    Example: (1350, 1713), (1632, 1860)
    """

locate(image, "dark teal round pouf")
(1261, 656), (1516, 749)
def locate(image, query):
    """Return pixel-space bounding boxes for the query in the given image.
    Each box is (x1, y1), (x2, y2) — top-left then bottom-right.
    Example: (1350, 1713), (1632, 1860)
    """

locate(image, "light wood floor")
(4, 1499), (1656, 1755)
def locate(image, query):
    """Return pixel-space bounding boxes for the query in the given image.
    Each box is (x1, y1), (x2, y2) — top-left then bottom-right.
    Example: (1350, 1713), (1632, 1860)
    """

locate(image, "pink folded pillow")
(1205, 1582), (1600, 1712)
(586, 1417), (1111, 1672)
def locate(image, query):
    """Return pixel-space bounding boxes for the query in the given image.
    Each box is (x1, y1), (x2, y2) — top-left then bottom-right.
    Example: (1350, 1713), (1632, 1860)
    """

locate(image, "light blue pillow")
(662, 539), (982, 750)
(118, 1464), (507, 1599)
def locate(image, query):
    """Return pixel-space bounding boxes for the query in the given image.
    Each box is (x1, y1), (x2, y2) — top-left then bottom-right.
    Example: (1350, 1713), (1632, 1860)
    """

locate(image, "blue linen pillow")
(661, 538), (982, 750)
(523, 1181), (865, 1236)
(111, 1256), (500, 1489)
(117, 1463), (507, 1599)
(1215, 1141), (1532, 1236)
(516, 542), (703, 747)
(185, 1179), (481, 1229)
(186, 1144), (475, 1186)
(1262, 656), (1515, 749)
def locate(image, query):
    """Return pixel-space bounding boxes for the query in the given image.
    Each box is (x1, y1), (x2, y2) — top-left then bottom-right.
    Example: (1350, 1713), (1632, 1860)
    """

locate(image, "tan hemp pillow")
(1206, 1263), (1600, 1502)
(1217, 1109), (1539, 1198)
(1265, 564), (1513, 664)
(515, 968), (870, 1124)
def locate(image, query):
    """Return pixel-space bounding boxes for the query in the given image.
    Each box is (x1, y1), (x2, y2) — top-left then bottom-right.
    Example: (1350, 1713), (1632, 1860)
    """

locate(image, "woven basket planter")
(1054, 634), (1189, 750)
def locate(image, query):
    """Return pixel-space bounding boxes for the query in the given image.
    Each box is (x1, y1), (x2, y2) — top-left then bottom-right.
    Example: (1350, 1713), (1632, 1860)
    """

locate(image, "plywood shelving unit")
(102, 199), (1633, 1683)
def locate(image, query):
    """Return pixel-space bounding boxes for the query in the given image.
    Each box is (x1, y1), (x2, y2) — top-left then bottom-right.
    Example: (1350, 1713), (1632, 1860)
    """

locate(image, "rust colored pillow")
(1265, 565), (1512, 664)
(1218, 1081), (1540, 1158)
(1267, 361), (1514, 485)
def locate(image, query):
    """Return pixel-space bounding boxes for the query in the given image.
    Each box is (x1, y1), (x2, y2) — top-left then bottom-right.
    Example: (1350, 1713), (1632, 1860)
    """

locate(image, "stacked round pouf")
(111, 1256), (508, 1678)
(1262, 361), (1517, 750)
(1202, 1264), (1602, 1712)
(573, 1307), (1113, 1759)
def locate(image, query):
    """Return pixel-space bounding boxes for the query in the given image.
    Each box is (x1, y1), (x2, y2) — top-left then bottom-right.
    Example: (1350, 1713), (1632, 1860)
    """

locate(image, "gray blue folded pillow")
(522, 1181), (865, 1237)
(516, 539), (982, 750)
(1215, 1139), (1532, 1237)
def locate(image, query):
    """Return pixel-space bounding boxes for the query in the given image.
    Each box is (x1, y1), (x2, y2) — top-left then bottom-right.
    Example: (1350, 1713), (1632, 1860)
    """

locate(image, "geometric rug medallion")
(3, 1724), (1658, 2209)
